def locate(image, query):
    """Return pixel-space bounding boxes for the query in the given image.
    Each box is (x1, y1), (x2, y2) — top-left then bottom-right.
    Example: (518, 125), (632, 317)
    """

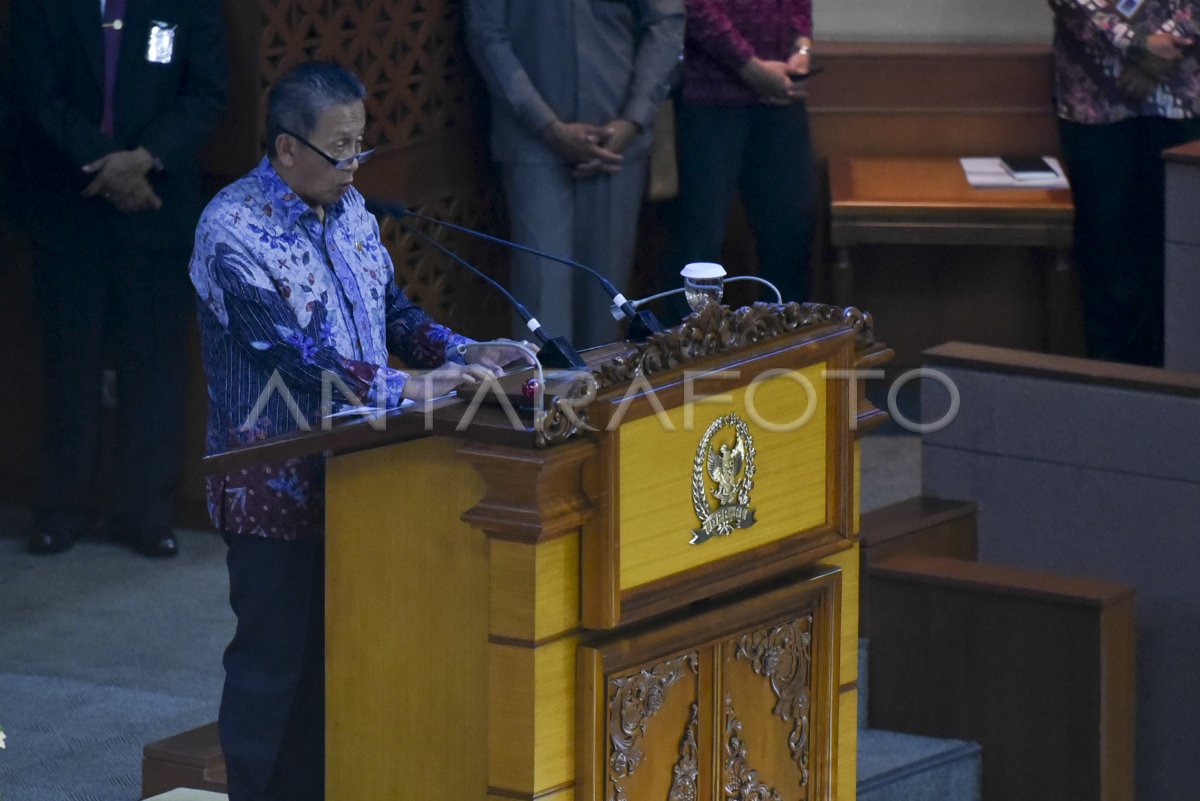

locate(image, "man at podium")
(188, 62), (527, 801)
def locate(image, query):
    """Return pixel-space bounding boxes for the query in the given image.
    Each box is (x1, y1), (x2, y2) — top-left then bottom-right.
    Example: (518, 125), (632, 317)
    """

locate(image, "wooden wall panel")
(806, 42), (1058, 159)
(800, 43), (1079, 368)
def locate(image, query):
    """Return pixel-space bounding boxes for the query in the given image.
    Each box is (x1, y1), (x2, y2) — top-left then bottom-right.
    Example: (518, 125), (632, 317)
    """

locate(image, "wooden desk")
(829, 156), (1077, 351)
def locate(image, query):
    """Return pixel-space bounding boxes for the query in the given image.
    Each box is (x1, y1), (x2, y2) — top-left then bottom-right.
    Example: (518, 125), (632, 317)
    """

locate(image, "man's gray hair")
(265, 62), (366, 158)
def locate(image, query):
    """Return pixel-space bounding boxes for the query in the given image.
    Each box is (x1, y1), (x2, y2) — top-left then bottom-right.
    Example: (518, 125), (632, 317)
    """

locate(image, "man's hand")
(543, 120), (624, 169)
(462, 339), (538, 373)
(109, 179), (164, 214)
(600, 119), (640, 155)
(400, 362), (499, 402)
(738, 58), (803, 104)
(573, 119), (640, 178)
(81, 146), (156, 198)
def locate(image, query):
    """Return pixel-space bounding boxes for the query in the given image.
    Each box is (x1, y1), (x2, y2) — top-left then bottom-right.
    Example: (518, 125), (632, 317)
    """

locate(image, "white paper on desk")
(323, 398), (415, 421)
(960, 157), (1070, 189)
(321, 392), (463, 422)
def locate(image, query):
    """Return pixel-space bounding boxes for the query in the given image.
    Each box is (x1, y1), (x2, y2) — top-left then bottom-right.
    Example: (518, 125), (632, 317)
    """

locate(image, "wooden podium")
(207, 302), (889, 801)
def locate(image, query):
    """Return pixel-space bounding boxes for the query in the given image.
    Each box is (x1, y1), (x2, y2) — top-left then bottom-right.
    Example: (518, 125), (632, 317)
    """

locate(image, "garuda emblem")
(691, 413), (757, 544)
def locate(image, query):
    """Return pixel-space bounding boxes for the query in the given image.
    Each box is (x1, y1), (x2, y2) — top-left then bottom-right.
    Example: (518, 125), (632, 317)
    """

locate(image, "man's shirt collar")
(252, 156), (349, 228)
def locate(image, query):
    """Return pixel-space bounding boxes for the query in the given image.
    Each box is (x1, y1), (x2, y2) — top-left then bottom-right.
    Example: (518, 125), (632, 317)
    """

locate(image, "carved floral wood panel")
(606, 653), (702, 801)
(731, 616), (815, 789)
(580, 570), (838, 801)
(720, 611), (823, 801)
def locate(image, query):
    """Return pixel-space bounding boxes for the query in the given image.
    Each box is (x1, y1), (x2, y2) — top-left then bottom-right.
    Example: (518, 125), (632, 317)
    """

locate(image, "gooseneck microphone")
(365, 198), (664, 341)
(366, 199), (587, 370)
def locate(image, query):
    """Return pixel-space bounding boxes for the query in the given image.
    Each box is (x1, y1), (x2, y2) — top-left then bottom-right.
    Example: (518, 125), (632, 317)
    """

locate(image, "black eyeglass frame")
(280, 126), (376, 170)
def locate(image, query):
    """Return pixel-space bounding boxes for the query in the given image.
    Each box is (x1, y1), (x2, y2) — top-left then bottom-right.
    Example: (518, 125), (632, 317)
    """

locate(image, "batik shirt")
(681, 0), (813, 105)
(189, 157), (468, 540)
(1051, 0), (1200, 124)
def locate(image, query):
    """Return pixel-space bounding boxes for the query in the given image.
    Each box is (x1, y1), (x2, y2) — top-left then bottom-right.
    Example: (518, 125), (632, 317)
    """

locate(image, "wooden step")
(142, 722), (227, 799)
(859, 495), (978, 634)
(867, 553), (1135, 801)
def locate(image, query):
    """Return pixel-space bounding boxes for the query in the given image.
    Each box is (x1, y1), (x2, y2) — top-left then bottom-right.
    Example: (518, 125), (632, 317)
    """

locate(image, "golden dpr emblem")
(691, 413), (757, 544)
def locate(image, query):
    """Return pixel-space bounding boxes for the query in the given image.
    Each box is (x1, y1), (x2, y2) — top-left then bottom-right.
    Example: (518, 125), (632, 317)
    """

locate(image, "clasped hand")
(1120, 33), (1193, 102)
(81, 146), (162, 214)
(740, 53), (811, 105)
(400, 339), (538, 401)
(543, 118), (640, 178)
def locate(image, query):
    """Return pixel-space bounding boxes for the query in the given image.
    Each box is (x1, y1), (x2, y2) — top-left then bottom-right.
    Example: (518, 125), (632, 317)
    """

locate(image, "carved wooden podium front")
(215, 303), (888, 801)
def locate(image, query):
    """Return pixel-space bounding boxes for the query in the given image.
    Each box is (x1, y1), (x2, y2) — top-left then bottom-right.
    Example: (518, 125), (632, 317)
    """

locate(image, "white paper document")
(960, 157), (1070, 189)
(322, 398), (416, 421)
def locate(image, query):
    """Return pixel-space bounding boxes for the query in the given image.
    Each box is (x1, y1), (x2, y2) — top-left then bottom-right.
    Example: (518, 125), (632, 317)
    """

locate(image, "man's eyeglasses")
(281, 127), (376, 170)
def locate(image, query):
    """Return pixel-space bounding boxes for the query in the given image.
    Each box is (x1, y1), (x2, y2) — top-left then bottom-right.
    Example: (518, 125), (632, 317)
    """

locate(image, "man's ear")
(275, 133), (297, 167)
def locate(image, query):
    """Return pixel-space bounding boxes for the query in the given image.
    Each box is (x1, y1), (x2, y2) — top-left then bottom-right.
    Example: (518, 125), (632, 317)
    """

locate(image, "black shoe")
(132, 527), (179, 558)
(27, 513), (85, 555)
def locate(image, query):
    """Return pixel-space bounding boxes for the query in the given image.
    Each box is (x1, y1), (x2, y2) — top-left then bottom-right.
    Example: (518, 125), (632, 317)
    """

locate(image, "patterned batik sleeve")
(1165, 2), (1199, 39)
(192, 225), (404, 409)
(384, 279), (471, 370)
(1049, 0), (1139, 53)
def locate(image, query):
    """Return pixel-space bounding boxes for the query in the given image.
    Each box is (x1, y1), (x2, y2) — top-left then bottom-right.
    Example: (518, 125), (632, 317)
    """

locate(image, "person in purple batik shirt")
(189, 62), (526, 801)
(1051, 0), (1200, 366)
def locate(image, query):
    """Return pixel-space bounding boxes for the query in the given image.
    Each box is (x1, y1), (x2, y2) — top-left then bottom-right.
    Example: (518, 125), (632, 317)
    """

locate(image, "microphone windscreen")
(364, 197), (410, 219)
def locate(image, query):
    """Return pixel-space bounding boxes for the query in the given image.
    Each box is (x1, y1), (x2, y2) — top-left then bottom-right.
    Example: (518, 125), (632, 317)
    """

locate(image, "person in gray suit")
(466, 0), (684, 349)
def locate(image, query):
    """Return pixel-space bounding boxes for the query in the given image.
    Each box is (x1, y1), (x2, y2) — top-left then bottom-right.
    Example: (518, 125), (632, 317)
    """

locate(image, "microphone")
(365, 198), (664, 341)
(366, 199), (587, 370)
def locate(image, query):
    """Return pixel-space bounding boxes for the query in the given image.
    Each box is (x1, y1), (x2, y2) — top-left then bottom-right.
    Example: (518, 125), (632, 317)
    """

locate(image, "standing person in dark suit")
(10, 0), (228, 555)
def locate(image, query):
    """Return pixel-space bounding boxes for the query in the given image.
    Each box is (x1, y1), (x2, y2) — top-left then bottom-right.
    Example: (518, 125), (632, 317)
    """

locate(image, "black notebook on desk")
(1000, 155), (1059, 181)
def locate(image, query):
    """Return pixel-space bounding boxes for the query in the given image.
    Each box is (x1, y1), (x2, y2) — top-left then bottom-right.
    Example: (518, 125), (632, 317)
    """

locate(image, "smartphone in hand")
(789, 64), (824, 84)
